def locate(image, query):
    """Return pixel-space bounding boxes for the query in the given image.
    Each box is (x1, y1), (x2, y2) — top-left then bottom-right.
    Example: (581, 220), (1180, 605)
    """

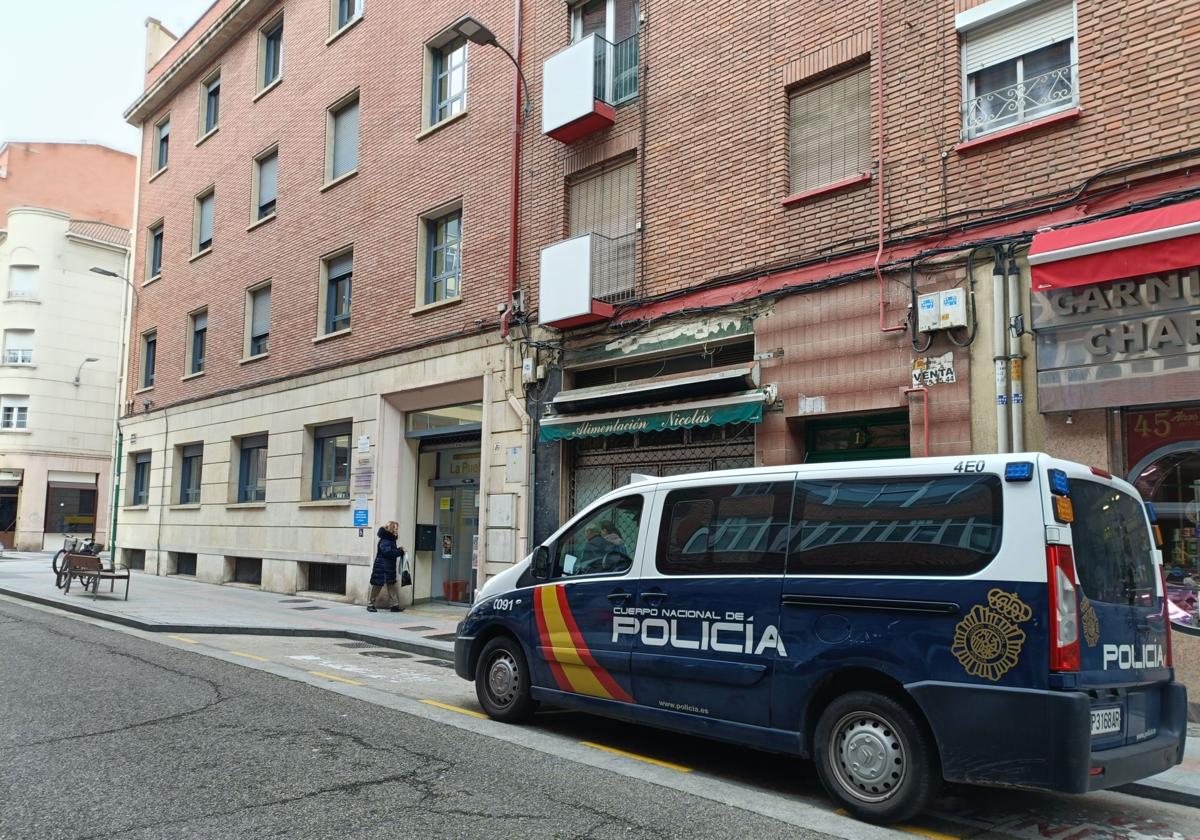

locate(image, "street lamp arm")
(493, 41), (533, 120)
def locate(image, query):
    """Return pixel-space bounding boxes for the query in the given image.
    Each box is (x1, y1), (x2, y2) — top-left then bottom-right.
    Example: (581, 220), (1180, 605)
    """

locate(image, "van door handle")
(639, 589), (668, 604)
(607, 590), (632, 604)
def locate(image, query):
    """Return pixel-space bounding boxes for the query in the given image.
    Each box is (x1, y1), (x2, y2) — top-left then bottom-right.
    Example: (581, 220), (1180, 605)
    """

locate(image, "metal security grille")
(789, 63), (872, 194)
(570, 425), (755, 514)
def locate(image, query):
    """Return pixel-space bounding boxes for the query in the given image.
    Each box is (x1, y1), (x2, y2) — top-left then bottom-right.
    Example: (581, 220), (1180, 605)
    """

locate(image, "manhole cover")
(398, 625), (434, 631)
(359, 650), (411, 659)
(418, 659), (454, 669)
(338, 641), (373, 649)
(292, 605), (327, 611)
(424, 632), (457, 642)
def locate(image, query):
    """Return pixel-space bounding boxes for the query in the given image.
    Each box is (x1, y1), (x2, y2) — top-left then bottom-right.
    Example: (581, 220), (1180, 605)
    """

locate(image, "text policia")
(611, 607), (788, 657)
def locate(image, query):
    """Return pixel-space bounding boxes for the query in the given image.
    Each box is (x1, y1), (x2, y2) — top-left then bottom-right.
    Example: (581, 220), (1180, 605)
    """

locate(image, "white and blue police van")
(453, 454), (1186, 823)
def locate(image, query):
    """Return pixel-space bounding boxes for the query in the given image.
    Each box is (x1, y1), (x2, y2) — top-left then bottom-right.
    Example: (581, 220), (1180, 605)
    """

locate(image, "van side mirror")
(531, 545), (552, 580)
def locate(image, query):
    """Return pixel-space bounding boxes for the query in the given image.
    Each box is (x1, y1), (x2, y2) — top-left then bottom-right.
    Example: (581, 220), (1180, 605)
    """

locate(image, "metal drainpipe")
(1006, 249), (1025, 452)
(500, 0), (525, 339)
(992, 254), (1010, 453)
(874, 0), (905, 335)
(110, 430), (122, 563)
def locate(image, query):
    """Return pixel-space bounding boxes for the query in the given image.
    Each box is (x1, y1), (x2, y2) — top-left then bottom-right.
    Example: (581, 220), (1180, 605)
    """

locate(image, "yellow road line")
(167, 635), (199, 644)
(309, 670), (366, 686)
(579, 741), (692, 773)
(230, 651), (268, 662)
(421, 699), (488, 719)
(899, 828), (961, 840)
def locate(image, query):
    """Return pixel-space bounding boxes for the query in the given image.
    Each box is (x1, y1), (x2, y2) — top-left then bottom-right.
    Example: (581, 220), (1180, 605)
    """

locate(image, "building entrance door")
(432, 485), (478, 603)
(0, 490), (18, 550)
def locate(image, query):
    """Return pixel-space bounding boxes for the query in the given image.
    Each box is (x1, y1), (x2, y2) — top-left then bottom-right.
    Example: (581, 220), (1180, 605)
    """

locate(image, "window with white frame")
(187, 309), (207, 375)
(154, 116), (170, 171)
(571, 0), (640, 103)
(194, 188), (215, 254)
(1, 395), (29, 430)
(3, 330), (33, 365)
(260, 14), (284, 90)
(788, 64), (873, 195)
(423, 209), (461, 304)
(332, 0), (362, 33)
(247, 282), (271, 357)
(430, 36), (467, 125)
(200, 69), (221, 136)
(959, 0), (1077, 139)
(7, 265), (38, 300)
(326, 92), (359, 183)
(253, 147), (278, 221)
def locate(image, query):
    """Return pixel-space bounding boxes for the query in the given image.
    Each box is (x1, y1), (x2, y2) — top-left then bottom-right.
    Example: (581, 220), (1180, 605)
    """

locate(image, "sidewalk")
(0, 553), (463, 661)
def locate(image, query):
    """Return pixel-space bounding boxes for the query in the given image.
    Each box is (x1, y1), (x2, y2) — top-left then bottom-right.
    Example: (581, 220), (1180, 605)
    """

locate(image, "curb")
(0, 586), (455, 662)
(1113, 782), (1200, 810)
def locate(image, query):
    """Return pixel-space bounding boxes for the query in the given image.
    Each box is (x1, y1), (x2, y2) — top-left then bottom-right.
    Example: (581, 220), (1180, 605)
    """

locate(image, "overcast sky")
(1, 1), (215, 154)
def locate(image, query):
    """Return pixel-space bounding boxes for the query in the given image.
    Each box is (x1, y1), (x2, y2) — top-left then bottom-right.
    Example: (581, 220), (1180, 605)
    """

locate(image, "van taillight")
(1047, 544), (1080, 672)
(1161, 569), (1174, 668)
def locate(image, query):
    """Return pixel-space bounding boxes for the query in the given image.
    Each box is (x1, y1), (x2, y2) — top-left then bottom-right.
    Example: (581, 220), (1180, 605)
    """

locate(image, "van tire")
(475, 636), (537, 723)
(813, 690), (938, 824)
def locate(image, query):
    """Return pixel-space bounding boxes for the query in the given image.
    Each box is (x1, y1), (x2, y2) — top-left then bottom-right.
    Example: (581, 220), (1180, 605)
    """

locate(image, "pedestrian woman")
(368, 520), (406, 613)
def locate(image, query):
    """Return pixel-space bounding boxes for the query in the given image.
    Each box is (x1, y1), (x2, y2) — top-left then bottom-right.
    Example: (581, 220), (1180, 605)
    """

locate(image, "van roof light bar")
(1048, 469), (1070, 496)
(1005, 461), (1034, 482)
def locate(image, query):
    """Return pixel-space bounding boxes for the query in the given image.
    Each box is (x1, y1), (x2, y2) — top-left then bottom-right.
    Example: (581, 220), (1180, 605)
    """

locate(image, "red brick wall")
(128, 0), (521, 408)
(0, 143), (135, 227)
(518, 0), (1200, 309)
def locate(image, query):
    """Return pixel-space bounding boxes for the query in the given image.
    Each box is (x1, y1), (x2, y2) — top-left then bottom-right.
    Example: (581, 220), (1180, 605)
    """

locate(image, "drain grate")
(418, 659), (454, 669)
(359, 650), (411, 659)
(292, 605), (327, 611)
(279, 599), (310, 603)
(398, 625), (434, 631)
(423, 632), (457, 642)
(338, 641), (373, 649)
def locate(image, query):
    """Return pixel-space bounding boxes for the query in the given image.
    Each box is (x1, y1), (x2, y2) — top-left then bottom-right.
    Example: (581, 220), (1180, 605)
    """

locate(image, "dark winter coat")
(369, 527), (405, 586)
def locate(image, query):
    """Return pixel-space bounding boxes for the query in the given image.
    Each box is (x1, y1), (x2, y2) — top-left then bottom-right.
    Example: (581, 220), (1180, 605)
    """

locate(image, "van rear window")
(790, 475), (1003, 575)
(1070, 480), (1157, 606)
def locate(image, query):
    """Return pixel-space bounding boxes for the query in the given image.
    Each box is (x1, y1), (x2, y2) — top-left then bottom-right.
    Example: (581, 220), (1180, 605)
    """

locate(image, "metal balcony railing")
(592, 33), (639, 105)
(964, 64), (1077, 139)
(4, 349), (32, 364)
(591, 231), (638, 304)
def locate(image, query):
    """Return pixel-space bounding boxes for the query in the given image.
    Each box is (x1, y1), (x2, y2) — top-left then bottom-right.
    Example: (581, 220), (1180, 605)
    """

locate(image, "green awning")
(539, 391), (767, 442)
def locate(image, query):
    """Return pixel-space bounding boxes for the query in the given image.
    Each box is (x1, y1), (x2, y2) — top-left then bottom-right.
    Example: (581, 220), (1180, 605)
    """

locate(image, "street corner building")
(0, 141), (135, 551)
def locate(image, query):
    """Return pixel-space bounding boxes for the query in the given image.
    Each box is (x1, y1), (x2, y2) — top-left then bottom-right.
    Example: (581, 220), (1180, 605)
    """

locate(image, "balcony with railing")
(963, 63), (1077, 140)
(539, 232), (638, 329)
(542, 32), (639, 144)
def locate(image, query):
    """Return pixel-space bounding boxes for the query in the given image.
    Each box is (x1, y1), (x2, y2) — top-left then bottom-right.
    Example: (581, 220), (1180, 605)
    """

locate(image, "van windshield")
(1070, 480), (1158, 607)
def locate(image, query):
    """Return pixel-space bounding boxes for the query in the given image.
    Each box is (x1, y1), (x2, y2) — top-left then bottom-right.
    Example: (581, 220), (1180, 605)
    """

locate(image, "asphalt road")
(0, 599), (829, 840)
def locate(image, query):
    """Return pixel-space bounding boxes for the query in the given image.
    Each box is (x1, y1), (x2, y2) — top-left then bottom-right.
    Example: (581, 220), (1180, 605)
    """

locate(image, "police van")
(453, 454), (1186, 823)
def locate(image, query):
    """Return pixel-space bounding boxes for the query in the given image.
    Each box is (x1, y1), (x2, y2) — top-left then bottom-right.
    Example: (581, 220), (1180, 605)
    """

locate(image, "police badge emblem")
(1080, 596), (1100, 647)
(951, 588), (1033, 682)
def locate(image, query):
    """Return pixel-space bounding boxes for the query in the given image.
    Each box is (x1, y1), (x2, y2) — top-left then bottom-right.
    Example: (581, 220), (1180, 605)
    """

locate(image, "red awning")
(1028, 198), (1200, 291)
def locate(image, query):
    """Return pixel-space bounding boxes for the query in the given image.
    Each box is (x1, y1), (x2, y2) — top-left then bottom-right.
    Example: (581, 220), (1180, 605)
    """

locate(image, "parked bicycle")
(53, 535), (102, 590)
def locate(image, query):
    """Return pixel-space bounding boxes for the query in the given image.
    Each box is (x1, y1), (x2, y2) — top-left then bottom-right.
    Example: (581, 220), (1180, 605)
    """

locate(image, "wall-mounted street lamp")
(74, 357), (100, 386)
(447, 14), (532, 118)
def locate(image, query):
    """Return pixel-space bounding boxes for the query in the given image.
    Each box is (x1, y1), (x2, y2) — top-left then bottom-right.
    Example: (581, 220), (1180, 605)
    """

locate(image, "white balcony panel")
(542, 35), (600, 136)
(540, 235), (595, 325)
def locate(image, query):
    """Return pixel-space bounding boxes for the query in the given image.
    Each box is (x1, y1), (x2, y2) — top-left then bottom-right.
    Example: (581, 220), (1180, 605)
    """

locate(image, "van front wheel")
(475, 636), (537, 723)
(813, 691), (938, 824)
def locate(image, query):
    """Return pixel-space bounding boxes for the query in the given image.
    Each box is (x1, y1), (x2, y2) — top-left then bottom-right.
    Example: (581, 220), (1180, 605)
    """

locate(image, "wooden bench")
(63, 554), (130, 601)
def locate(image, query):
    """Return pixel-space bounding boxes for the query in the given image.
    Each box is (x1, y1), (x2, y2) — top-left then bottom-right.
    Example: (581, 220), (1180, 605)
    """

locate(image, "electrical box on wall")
(521, 357), (535, 384)
(940, 288), (967, 329)
(917, 292), (941, 332)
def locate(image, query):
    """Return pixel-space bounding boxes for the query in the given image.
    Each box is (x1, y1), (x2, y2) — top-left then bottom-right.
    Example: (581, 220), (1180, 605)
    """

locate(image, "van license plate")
(1091, 707), (1122, 736)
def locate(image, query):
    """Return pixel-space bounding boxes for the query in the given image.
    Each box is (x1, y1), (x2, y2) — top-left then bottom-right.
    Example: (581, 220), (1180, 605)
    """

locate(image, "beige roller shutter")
(568, 159), (637, 301)
(962, 0), (1074, 74)
(789, 64), (873, 195)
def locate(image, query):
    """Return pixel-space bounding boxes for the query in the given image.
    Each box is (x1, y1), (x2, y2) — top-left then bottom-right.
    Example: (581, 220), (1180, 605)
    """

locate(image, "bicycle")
(53, 535), (101, 590)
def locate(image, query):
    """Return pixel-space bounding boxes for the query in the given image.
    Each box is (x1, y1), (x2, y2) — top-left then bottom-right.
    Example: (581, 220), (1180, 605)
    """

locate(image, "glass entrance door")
(0, 490), (18, 550)
(432, 485), (478, 603)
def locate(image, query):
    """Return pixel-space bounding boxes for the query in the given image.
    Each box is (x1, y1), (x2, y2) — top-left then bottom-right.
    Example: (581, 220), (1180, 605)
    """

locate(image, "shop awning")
(1029, 198), (1200, 291)
(540, 390), (769, 442)
(551, 362), (760, 414)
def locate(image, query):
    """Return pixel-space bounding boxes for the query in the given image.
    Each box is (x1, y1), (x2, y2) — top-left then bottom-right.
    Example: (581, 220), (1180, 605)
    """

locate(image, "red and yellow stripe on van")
(534, 585), (633, 702)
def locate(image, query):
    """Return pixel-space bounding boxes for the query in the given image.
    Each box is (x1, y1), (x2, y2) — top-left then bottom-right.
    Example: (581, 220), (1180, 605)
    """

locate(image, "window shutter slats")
(328, 253), (353, 279)
(198, 194), (214, 244)
(568, 160), (636, 238)
(789, 65), (872, 195)
(332, 99), (359, 178)
(963, 0), (1074, 73)
(259, 154), (278, 205)
(252, 287), (271, 335)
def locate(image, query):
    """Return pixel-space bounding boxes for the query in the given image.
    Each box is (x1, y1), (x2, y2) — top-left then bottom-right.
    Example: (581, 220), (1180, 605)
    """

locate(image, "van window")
(553, 495), (642, 578)
(1070, 480), (1158, 606)
(657, 482), (793, 575)
(791, 474), (1002, 575)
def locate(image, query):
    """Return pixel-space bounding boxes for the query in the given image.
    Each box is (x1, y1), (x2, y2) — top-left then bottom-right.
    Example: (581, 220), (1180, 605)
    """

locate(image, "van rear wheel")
(813, 691), (938, 824)
(475, 636), (537, 723)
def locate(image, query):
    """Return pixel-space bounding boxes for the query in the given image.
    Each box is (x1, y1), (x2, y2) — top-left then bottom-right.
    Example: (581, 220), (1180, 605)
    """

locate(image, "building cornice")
(124, 0), (274, 126)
